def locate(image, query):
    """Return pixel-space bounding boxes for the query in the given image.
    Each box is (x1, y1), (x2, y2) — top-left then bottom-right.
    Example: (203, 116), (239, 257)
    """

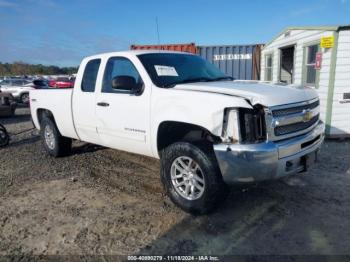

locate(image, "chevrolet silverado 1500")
(30, 50), (324, 214)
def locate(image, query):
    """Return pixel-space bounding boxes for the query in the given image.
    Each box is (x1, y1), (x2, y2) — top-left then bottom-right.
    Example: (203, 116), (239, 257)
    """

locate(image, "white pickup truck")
(30, 50), (324, 214)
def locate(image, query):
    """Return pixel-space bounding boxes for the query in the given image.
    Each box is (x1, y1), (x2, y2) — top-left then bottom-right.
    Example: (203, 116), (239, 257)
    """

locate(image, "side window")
(13, 80), (23, 86)
(265, 54), (273, 81)
(81, 59), (101, 92)
(102, 57), (143, 93)
(304, 44), (319, 86)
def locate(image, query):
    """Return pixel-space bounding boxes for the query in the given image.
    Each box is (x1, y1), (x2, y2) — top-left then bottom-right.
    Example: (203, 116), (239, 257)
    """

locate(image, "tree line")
(0, 61), (78, 76)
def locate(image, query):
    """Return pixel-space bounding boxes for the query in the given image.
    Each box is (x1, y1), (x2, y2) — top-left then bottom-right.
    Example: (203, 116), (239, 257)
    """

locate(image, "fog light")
(286, 161), (293, 171)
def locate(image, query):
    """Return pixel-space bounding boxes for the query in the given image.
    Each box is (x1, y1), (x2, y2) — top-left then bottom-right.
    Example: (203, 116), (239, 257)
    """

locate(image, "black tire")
(40, 117), (72, 157)
(160, 142), (228, 215)
(20, 93), (29, 104)
(10, 105), (16, 116)
(0, 124), (9, 147)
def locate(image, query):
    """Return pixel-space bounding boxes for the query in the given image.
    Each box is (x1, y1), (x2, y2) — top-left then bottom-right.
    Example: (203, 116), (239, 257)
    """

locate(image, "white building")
(261, 26), (350, 137)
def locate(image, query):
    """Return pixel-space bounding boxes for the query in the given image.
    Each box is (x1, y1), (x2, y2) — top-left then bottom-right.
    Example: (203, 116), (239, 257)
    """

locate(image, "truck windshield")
(137, 53), (233, 88)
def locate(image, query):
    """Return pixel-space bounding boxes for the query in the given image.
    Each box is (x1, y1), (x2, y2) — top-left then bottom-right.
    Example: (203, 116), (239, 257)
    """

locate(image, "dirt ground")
(1, 108), (350, 256)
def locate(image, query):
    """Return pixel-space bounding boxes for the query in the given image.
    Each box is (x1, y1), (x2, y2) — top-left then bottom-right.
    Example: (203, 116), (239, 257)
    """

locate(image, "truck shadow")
(5, 135), (40, 149)
(136, 169), (350, 255)
(71, 143), (105, 155)
(0, 113), (32, 125)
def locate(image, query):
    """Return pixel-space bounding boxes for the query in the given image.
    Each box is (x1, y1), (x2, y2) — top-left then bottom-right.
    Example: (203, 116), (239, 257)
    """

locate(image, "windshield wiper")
(161, 76), (234, 88)
(180, 77), (213, 84)
(208, 76), (234, 81)
(161, 77), (213, 88)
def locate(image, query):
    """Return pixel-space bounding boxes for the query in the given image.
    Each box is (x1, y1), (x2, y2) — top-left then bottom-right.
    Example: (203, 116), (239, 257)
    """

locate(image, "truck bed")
(29, 88), (79, 140)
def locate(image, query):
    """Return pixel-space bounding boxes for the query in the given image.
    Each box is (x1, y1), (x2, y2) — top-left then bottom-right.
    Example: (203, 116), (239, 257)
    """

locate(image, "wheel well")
(20, 92), (29, 100)
(37, 109), (56, 126)
(157, 121), (221, 153)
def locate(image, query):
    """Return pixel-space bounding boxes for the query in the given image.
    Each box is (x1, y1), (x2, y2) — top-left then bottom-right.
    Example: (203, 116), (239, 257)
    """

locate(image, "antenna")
(156, 17), (160, 44)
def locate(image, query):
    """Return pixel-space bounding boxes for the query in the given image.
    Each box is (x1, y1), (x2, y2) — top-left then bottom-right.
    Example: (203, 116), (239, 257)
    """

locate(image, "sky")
(0, 0), (349, 67)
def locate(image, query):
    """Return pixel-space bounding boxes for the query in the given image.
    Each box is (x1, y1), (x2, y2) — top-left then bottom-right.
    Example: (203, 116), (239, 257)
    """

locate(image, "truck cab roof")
(84, 50), (194, 61)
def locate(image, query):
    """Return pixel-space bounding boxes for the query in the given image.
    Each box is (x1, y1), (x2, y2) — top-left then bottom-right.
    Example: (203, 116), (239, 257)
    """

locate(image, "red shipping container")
(130, 43), (197, 54)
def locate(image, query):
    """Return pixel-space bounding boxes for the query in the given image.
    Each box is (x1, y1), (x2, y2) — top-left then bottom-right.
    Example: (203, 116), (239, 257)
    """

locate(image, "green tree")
(0, 62), (78, 76)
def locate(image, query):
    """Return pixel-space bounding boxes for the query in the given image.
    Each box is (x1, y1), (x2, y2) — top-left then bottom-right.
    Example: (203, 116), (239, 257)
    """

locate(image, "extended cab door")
(72, 58), (101, 144)
(95, 55), (152, 156)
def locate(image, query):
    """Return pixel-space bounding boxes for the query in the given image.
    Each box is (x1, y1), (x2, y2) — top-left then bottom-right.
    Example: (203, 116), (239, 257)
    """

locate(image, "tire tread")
(41, 117), (71, 157)
(160, 141), (228, 215)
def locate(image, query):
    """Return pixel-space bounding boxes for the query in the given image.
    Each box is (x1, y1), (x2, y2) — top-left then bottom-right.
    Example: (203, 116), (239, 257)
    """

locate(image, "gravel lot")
(1, 107), (350, 256)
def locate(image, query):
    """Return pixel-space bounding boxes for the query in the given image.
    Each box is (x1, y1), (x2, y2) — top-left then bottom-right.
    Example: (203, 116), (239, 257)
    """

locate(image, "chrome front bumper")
(214, 121), (325, 184)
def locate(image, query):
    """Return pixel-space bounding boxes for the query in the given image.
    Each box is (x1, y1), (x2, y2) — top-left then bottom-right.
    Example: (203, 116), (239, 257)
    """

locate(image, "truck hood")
(174, 81), (318, 107)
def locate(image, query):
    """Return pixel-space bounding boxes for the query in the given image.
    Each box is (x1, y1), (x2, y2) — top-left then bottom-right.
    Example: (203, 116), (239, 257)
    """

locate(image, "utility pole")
(156, 17), (160, 45)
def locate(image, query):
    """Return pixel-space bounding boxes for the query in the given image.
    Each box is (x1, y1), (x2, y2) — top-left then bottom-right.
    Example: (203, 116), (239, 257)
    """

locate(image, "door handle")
(97, 102), (110, 107)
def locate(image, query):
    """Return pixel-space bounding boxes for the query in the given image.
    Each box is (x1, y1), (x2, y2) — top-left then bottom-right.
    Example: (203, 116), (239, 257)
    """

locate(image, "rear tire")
(20, 93), (29, 104)
(40, 117), (71, 157)
(160, 142), (228, 215)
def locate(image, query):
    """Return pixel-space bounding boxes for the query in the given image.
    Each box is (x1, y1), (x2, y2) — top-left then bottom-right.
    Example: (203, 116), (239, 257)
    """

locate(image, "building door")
(279, 46), (295, 84)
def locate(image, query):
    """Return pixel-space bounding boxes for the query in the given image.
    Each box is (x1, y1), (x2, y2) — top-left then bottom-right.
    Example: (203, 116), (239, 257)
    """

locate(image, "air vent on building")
(284, 31), (291, 37)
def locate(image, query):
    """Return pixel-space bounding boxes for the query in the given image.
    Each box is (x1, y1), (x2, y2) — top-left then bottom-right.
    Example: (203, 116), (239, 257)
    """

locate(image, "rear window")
(81, 59), (101, 92)
(13, 80), (24, 85)
(1, 80), (10, 85)
(33, 80), (48, 87)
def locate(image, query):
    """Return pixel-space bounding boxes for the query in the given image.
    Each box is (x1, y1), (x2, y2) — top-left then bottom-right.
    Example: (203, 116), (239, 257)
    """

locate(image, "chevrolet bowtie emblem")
(303, 110), (313, 122)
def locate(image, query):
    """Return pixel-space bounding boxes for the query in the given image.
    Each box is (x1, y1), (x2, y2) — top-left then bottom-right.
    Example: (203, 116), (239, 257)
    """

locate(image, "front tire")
(160, 142), (228, 215)
(40, 117), (72, 157)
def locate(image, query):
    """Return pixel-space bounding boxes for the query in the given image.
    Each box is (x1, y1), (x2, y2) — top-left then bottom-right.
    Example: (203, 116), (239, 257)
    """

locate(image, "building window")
(265, 54), (273, 81)
(305, 45), (319, 86)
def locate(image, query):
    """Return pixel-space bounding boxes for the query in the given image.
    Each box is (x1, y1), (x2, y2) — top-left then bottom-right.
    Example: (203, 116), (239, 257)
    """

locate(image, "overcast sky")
(0, 0), (349, 67)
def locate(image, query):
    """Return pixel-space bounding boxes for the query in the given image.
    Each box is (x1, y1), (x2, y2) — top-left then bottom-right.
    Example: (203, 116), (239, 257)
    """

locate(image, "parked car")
(69, 76), (76, 86)
(0, 91), (17, 117)
(0, 79), (33, 104)
(30, 79), (50, 89)
(30, 50), (324, 214)
(49, 77), (73, 88)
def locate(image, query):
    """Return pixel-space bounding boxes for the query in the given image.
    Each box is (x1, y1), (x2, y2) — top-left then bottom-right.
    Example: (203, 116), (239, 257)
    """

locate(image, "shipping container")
(130, 43), (197, 54)
(197, 44), (263, 80)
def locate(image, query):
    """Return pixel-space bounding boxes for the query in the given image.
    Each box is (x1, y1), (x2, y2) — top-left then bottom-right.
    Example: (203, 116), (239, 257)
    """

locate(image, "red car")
(49, 77), (74, 88)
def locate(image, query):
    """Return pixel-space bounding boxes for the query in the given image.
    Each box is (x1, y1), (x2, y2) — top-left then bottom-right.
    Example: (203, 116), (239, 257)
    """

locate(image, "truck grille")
(274, 114), (319, 136)
(269, 99), (320, 140)
(272, 100), (319, 117)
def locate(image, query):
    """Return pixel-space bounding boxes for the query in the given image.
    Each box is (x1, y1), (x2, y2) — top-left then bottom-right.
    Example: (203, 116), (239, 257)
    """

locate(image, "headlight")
(222, 109), (241, 143)
(223, 106), (266, 144)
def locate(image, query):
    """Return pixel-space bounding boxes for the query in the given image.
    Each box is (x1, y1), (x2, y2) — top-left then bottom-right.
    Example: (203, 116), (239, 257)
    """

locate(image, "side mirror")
(111, 76), (142, 94)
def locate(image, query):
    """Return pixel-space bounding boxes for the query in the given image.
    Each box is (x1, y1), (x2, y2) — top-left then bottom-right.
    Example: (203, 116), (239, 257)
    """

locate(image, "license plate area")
(301, 150), (318, 171)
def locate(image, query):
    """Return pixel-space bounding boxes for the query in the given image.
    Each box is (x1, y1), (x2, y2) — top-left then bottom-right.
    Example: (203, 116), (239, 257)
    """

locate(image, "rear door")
(95, 56), (151, 156)
(72, 58), (102, 144)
